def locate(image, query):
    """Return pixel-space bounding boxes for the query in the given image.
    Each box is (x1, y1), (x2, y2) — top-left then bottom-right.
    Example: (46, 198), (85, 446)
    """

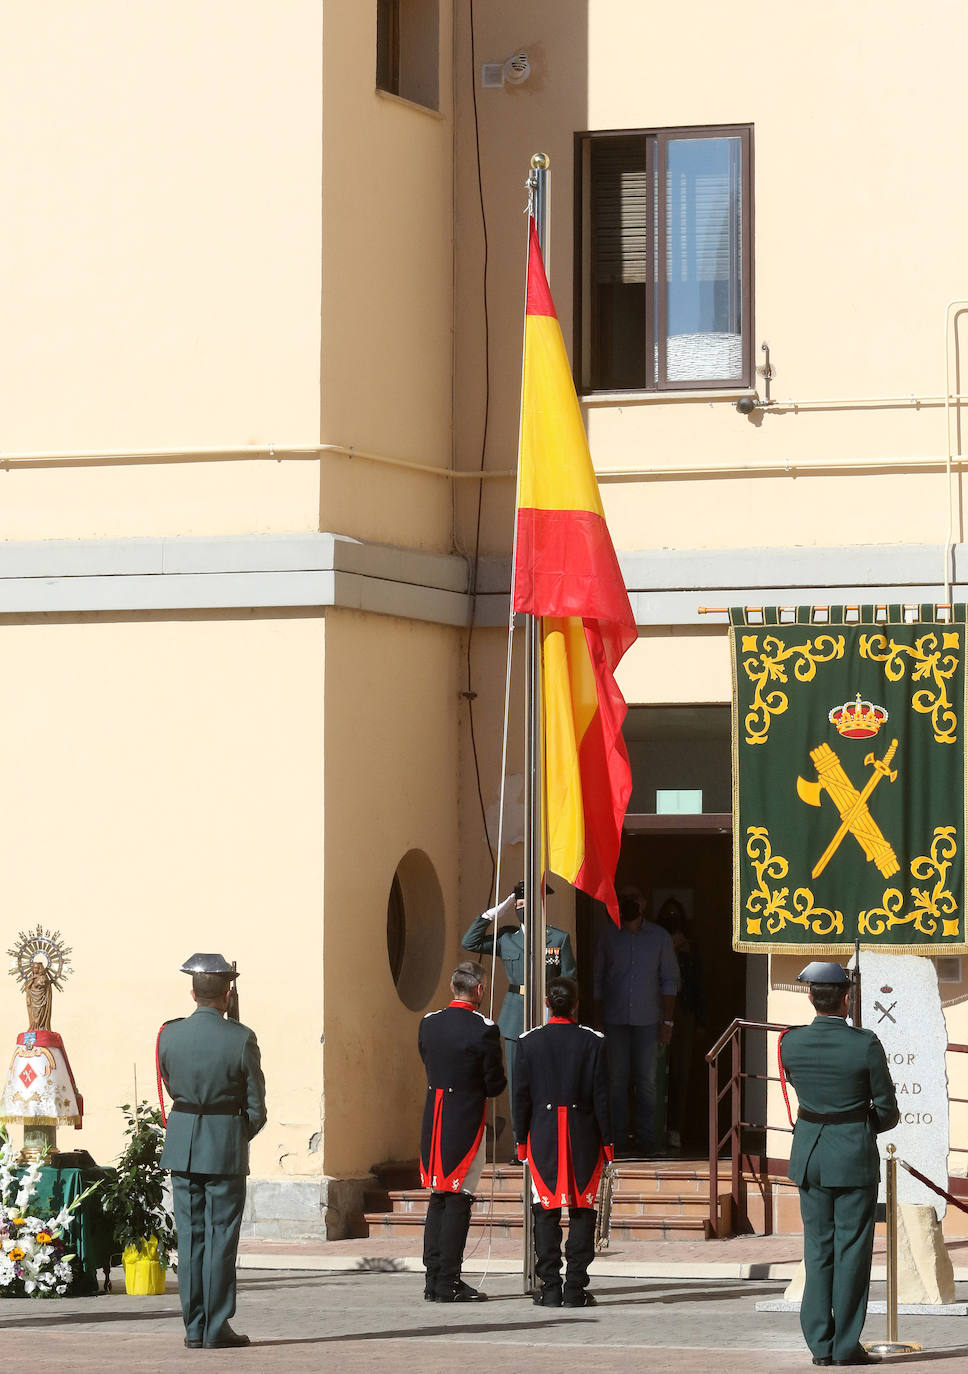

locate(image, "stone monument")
(859, 951), (954, 1304)
(1, 926), (83, 1159)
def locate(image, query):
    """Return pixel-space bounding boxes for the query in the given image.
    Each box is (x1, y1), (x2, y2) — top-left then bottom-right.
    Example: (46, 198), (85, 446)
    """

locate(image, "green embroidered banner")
(731, 606), (968, 954)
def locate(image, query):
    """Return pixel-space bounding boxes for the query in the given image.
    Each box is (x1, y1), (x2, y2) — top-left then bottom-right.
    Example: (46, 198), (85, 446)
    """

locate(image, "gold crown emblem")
(828, 693), (888, 740)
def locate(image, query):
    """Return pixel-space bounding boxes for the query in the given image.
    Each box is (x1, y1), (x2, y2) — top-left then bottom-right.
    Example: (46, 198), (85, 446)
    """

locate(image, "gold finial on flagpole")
(531, 152), (550, 170)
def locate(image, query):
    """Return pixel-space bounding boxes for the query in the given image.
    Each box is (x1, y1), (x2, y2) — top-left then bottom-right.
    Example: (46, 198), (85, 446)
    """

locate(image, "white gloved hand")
(481, 892), (517, 923)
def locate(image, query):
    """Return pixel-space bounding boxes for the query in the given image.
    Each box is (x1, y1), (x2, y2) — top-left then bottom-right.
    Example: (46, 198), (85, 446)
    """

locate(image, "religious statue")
(25, 960), (55, 1030)
(8, 926), (71, 1029)
(1, 926), (82, 1157)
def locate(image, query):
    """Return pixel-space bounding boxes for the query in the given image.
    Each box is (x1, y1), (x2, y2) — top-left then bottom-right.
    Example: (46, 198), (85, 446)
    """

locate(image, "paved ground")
(2, 1269), (967, 1373)
(236, 1230), (968, 1281)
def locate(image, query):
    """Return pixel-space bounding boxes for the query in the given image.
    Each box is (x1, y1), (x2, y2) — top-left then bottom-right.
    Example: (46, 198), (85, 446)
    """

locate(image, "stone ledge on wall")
(241, 1173), (375, 1241)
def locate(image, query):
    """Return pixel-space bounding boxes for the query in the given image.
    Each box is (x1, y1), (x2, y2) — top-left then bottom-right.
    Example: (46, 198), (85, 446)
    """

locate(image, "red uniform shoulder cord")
(777, 1028), (795, 1128)
(155, 1023), (169, 1126)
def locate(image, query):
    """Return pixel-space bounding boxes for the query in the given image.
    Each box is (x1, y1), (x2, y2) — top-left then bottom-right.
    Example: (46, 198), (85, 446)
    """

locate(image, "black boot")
(563, 1206), (596, 1307)
(434, 1192), (474, 1300)
(423, 1192), (446, 1300)
(532, 1204), (564, 1289)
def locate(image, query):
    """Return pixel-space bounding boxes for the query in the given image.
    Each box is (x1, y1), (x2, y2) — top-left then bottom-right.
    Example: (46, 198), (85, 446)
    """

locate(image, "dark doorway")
(576, 827), (743, 1157)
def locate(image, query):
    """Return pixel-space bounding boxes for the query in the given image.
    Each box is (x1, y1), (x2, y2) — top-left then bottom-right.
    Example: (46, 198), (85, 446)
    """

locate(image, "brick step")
(478, 1164), (716, 1196)
(364, 1210), (712, 1242)
(371, 1159), (422, 1191)
(384, 1187), (711, 1221)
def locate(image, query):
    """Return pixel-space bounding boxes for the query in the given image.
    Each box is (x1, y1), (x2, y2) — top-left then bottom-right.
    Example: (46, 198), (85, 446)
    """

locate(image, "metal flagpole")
(522, 151), (551, 1294)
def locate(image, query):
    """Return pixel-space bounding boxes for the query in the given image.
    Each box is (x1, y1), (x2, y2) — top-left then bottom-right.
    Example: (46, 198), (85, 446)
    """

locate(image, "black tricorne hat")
(796, 960), (850, 986)
(179, 953), (238, 977)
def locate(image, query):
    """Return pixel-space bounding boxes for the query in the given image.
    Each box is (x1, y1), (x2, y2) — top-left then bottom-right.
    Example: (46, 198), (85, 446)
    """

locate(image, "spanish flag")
(513, 220), (636, 924)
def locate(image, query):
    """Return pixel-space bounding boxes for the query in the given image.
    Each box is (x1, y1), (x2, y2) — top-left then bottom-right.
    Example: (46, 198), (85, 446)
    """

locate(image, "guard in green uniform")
(158, 953), (267, 1351)
(461, 881), (576, 1155)
(780, 961), (899, 1368)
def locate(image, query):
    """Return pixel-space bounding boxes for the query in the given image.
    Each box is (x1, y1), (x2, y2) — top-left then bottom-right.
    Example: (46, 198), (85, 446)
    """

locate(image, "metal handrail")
(706, 1019), (789, 1237)
(706, 1021), (968, 1237)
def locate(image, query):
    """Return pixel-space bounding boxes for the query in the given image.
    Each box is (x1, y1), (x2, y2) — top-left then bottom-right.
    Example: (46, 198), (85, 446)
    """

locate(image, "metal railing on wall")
(706, 1021), (968, 1239)
(706, 1018), (791, 1237)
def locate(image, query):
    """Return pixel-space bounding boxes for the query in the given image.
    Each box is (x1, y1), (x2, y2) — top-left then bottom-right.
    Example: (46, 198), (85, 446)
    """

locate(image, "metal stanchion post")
(866, 1146), (921, 1356)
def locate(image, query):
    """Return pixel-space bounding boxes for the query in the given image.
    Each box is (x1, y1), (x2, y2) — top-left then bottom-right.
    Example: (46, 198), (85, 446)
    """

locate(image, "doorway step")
(364, 1159), (721, 1241)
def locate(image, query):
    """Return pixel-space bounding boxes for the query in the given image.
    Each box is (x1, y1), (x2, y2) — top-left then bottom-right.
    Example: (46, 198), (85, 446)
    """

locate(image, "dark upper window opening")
(376, 0), (439, 111)
(576, 125), (754, 393)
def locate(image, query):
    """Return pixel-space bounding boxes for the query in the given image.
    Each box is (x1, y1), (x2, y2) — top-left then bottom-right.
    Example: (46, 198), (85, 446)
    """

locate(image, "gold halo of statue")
(8, 925), (72, 1030)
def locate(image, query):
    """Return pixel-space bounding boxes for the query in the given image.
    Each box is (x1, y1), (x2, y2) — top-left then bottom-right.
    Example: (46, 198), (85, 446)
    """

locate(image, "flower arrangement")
(0, 1128), (90, 1297)
(100, 1103), (176, 1269)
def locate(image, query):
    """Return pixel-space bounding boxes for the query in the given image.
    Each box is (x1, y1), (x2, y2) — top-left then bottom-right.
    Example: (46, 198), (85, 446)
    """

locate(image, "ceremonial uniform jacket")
(780, 1015), (899, 1189)
(419, 1000), (506, 1193)
(460, 913), (577, 1041)
(512, 1017), (613, 1210)
(158, 1006), (267, 1176)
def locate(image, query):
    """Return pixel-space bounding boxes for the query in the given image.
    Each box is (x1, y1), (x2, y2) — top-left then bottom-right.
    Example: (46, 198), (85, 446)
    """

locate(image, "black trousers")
(423, 1191), (473, 1297)
(532, 1203), (596, 1295)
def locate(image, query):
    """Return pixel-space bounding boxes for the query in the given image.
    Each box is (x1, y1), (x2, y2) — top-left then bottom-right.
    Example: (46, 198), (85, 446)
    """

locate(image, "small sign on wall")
(656, 789), (703, 814)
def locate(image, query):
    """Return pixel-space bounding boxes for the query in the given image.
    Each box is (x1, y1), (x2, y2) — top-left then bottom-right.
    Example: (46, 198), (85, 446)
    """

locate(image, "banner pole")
(850, 937), (862, 1027)
(522, 151), (550, 1295)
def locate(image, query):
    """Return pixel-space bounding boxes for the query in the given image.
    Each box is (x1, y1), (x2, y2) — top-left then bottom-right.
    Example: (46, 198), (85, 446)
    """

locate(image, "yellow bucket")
(122, 1237), (167, 1295)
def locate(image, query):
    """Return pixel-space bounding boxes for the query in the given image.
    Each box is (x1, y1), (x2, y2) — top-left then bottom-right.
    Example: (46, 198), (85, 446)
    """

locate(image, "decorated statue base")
(0, 1030), (83, 1159)
(21, 1124), (57, 1164)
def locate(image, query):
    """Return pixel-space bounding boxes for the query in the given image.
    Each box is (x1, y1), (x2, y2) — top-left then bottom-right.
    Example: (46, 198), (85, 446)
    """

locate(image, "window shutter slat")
(591, 138), (648, 285)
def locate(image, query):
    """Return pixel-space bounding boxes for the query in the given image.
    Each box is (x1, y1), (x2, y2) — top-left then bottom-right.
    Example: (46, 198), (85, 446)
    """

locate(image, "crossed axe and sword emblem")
(796, 738), (900, 880)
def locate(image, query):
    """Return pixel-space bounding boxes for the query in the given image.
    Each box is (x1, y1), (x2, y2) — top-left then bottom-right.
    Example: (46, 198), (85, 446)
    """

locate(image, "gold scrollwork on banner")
(859, 630), (961, 744)
(741, 634), (846, 745)
(858, 826), (959, 937)
(791, 888), (845, 938)
(746, 827), (845, 937)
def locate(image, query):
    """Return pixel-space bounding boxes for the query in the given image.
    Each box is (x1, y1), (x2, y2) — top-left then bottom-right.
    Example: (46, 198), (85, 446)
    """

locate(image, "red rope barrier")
(897, 1158), (968, 1215)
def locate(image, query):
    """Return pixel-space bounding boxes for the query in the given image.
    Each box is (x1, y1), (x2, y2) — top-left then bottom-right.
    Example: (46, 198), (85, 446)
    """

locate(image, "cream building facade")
(1, 1), (966, 1236)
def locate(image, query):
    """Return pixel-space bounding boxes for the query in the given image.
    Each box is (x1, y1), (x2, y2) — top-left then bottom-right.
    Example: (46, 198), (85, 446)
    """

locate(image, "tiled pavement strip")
(1, 1237), (968, 1372)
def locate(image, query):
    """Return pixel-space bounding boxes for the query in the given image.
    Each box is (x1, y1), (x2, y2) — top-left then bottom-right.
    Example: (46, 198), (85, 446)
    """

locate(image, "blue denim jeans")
(604, 1022), (658, 1152)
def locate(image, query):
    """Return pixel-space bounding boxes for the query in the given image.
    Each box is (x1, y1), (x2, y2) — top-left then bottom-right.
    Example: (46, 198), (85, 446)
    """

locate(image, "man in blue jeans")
(594, 888), (679, 1158)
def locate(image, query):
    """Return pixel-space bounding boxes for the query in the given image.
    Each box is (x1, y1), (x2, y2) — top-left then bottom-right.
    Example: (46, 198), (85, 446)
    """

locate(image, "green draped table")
(27, 1163), (117, 1295)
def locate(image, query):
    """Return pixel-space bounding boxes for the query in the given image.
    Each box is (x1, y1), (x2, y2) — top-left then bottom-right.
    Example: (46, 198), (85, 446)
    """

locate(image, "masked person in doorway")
(780, 962), (899, 1367)
(461, 881), (576, 1159)
(657, 898), (706, 1153)
(593, 887), (679, 1157)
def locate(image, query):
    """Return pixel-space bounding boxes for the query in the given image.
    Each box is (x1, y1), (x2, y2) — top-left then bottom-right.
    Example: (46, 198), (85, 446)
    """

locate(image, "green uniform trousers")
(798, 1149), (877, 1363)
(505, 1037), (518, 1137)
(171, 1171), (246, 1345)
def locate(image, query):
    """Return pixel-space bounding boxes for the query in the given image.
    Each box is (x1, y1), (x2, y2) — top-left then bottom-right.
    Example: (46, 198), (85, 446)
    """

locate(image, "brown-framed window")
(577, 125), (753, 392)
(376, 0), (401, 95)
(376, 1), (439, 110)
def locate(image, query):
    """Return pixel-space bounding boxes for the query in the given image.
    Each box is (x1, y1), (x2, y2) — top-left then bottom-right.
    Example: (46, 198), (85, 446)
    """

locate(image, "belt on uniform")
(797, 1106), (870, 1125)
(170, 1101), (244, 1117)
(508, 985), (523, 995)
